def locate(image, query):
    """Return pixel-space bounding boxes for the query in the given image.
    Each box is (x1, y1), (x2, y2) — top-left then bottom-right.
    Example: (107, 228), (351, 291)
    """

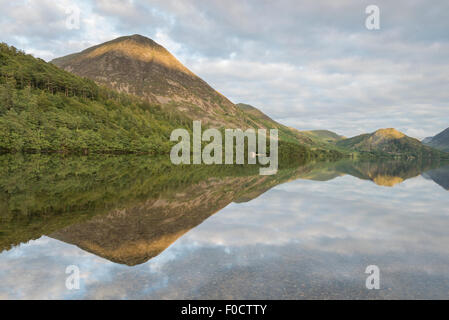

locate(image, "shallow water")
(1, 155), (448, 299)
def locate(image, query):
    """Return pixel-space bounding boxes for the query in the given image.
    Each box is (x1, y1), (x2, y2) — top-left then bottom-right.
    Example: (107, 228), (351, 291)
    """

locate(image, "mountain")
(422, 127), (449, 152)
(422, 137), (433, 144)
(52, 35), (249, 128)
(336, 128), (444, 158)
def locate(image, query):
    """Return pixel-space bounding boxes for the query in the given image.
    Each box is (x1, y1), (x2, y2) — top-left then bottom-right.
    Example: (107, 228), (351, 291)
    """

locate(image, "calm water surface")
(0, 155), (448, 299)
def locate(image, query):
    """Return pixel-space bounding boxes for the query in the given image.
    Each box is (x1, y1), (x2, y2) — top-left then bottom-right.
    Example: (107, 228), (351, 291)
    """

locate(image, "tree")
(37, 91), (50, 111)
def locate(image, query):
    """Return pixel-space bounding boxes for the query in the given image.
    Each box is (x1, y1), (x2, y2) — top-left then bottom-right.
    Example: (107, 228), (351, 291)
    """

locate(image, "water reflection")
(0, 155), (448, 299)
(423, 165), (449, 190)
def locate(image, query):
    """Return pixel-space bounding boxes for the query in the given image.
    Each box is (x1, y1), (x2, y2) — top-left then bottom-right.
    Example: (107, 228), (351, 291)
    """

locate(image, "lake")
(1, 155), (448, 299)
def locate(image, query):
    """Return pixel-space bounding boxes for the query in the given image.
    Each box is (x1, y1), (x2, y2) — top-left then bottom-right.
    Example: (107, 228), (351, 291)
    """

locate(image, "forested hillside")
(0, 43), (191, 154)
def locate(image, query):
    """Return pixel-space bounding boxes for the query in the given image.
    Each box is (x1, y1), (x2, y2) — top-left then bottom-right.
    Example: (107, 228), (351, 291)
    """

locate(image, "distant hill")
(336, 128), (444, 158)
(300, 130), (345, 144)
(236, 103), (345, 151)
(422, 127), (449, 152)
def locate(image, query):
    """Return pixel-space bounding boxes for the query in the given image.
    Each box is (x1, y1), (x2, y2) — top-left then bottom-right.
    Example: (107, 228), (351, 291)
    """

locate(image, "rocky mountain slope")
(422, 127), (449, 152)
(52, 35), (250, 128)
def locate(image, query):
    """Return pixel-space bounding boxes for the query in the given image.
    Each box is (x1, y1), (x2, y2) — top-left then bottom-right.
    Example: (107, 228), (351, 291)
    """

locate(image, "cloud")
(1, 0), (448, 138)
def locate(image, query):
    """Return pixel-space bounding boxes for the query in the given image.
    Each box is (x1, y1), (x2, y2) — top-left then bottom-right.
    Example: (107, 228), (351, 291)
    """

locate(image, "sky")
(0, 0), (448, 138)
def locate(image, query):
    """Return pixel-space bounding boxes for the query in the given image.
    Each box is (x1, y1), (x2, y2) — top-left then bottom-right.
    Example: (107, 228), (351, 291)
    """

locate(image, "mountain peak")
(123, 34), (157, 43)
(373, 128), (405, 139)
(68, 34), (192, 75)
(105, 34), (166, 51)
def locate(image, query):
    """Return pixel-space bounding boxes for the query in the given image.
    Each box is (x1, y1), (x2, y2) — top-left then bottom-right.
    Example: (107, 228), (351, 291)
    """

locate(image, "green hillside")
(236, 103), (278, 122)
(300, 130), (345, 143)
(0, 43), (194, 154)
(298, 129), (347, 152)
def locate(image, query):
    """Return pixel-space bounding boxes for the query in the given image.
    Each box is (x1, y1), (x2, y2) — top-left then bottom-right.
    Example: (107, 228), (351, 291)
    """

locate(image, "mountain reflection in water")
(0, 155), (448, 299)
